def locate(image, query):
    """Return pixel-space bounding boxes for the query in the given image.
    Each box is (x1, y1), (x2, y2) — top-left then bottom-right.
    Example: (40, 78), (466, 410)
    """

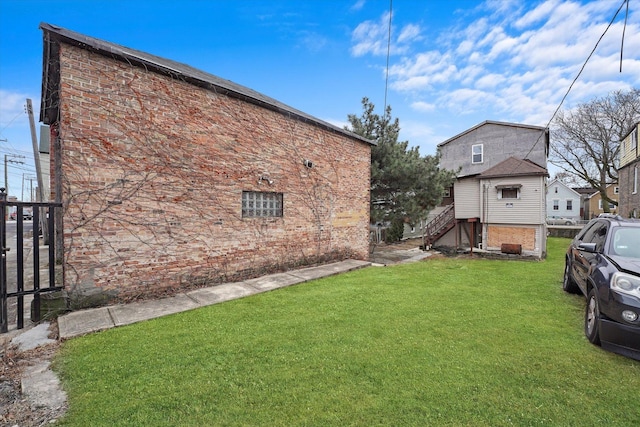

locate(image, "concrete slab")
(109, 294), (200, 326)
(10, 322), (56, 352)
(289, 260), (371, 281)
(58, 307), (114, 339)
(21, 361), (67, 410)
(186, 282), (258, 306)
(244, 273), (304, 291)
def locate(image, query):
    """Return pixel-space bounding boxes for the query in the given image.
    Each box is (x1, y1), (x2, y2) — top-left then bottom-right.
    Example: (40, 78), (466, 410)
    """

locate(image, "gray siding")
(439, 122), (547, 177)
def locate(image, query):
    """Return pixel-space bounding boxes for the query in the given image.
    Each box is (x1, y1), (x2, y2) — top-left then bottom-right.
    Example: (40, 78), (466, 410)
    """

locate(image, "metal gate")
(0, 189), (63, 333)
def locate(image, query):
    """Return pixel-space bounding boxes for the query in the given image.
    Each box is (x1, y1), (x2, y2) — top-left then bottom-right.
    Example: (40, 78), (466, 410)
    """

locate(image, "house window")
(472, 144), (483, 164)
(242, 191), (283, 218)
(632, 128), (638, 150)
(554, 186), (558, 194)
(598, 199), (615, 210)
(566, 200), (573, 211)
(634, 166), (638, 195)
(496, 184), (521, 199)
(614, 186), (619, 194)
(501, 188), (519, 199)
(443, 188), (451, 198)
(553, 200), (559, 210)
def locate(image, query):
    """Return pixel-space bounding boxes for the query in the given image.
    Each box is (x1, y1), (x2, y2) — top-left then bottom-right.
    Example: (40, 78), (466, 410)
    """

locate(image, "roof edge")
(437, 120), (548, 147)
(38, 22), (375, 146)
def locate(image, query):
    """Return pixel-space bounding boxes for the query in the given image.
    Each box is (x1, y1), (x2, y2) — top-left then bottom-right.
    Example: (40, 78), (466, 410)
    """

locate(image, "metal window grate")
(242, 191), (283, 218)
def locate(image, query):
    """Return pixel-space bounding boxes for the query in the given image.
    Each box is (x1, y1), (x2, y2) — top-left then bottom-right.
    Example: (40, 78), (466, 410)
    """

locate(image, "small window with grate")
(242, 191), (283, 218)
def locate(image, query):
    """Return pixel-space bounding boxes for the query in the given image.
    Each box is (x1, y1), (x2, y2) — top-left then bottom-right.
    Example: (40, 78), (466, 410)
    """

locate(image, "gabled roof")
(547, 178), (581, 197)
(479, 157), (548, 179)
(573, 187), (598, 197)
(437, 120), (548, 148)
(38, 23), (374, 146)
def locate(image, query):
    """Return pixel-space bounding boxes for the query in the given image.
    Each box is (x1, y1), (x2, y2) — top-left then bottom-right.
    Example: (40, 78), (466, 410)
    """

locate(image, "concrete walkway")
(57, 259), (371, 340)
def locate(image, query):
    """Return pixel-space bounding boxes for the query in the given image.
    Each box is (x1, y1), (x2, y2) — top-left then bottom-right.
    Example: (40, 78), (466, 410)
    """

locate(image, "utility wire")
(504, 0), (630, 181)
(383, 0), (393, 115)
(620, 0), (629, 72)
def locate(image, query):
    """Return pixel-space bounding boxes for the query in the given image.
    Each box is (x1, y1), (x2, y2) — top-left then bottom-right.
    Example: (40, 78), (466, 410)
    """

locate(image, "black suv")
(564, 215), (640, 361)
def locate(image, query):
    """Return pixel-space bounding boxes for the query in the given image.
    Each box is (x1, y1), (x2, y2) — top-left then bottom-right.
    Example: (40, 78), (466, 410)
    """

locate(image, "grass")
(54, 238), (640, 426)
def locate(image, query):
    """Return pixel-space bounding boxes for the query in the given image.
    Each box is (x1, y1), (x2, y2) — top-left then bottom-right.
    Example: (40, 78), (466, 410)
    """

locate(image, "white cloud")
(297, 31), (328, 52)
(350, 13), (389, 56)
(410, 101), (435, 112)
(514, 0), (559, 29)
(350, 0), (639, 150)
(350, 12), (421, 57)
(397, 24), (421, 44)
(350, 0), (366, 12)
(0, 90), (30, 132)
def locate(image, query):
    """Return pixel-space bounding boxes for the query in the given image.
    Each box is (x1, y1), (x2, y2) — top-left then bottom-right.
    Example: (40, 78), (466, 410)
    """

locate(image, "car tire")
(563, 260), (580, 294)
(585, 288), (601, 346)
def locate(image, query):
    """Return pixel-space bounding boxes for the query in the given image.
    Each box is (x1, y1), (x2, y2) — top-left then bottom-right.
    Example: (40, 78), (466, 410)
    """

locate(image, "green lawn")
(55, 238), (640, 426)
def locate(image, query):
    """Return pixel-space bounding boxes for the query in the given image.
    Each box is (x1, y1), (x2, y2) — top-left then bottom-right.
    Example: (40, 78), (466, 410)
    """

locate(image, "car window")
(581, 222), (607, 252)
(577, 222), (599, 241)
(580, 222), (603, 243)
(611, 228), (640, 258)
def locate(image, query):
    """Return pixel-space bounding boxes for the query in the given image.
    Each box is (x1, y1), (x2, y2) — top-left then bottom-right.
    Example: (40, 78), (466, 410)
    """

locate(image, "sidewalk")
(57, 259), (371, 339)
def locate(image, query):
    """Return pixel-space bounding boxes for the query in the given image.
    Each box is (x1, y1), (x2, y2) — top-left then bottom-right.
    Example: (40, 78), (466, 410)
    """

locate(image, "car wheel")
(562, 260), (580, 294)
(585, 288), (601, 346)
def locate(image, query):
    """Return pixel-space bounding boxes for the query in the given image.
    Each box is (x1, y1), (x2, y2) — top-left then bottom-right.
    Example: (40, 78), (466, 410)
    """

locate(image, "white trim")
(472, 144), (483, 164)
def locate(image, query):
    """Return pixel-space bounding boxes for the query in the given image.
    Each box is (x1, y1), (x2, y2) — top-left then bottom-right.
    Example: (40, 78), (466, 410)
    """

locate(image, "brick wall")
(618, 162), (640, 218)
(56, 44), (371, 301)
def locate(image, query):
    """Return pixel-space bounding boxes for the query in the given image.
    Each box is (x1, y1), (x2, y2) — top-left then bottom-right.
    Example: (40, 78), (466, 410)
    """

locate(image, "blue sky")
(0, 0), (638, 200)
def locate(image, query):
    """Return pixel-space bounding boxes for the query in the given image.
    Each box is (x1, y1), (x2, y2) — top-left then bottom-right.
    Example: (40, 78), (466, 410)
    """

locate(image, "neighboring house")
(573, 187), (597, 220)
(433, 121), (549, 258)
(618, 122), (640, 218)
(39, 23), (374, 303)
(546, 178), (581, 222)
(584, 184), (620, 219)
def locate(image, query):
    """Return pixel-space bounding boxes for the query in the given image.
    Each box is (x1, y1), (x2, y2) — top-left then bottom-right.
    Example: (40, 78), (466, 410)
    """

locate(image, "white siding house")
(546, 178), (581, 221)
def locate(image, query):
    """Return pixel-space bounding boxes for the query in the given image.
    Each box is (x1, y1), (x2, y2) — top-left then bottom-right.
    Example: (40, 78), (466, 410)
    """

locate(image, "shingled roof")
(39, 22), (374, 146)
(479, 156), (548, 179)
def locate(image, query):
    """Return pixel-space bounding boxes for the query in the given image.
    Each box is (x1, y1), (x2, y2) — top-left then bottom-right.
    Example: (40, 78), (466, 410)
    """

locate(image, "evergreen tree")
(347, 97), (456, 241)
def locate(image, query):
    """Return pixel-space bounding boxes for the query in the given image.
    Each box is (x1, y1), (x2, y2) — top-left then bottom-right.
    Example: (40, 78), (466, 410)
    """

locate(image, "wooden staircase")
(423, 204), (455, 247)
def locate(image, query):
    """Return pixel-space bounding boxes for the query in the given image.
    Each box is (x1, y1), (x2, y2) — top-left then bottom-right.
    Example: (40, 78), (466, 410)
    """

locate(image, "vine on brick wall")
(56, 50), (362, 298)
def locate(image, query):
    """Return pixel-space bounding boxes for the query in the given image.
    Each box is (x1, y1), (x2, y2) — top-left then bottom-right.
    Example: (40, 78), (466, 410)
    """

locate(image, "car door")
(573, 221), (607, 293)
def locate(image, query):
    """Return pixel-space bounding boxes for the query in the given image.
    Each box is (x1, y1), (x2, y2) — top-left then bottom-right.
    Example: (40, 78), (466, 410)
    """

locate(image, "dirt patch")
(1, 324), (66, 426)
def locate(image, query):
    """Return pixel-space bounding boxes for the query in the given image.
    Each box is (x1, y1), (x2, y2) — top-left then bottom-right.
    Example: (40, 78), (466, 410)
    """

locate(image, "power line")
(497, 0), (630, 182)
(383, 0), (392, 115)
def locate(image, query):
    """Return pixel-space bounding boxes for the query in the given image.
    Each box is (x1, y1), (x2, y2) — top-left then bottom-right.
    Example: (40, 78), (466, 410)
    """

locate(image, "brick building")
(39, 23), (373, 302)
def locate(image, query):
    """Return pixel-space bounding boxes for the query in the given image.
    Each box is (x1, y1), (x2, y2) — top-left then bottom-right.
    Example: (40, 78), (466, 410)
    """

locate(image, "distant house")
(39, 23), (374, 303)
(583, 184), (620, 219)
(431, 121), (549, 258)
(546, 178), (581, 222)
(573, 187), (597, 220)
(618, 122), (640, 218)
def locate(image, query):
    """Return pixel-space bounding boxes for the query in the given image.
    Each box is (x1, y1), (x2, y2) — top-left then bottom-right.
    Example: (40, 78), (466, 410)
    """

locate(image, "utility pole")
(27, 98), (50, 243)
(26, 99), (45, 203)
